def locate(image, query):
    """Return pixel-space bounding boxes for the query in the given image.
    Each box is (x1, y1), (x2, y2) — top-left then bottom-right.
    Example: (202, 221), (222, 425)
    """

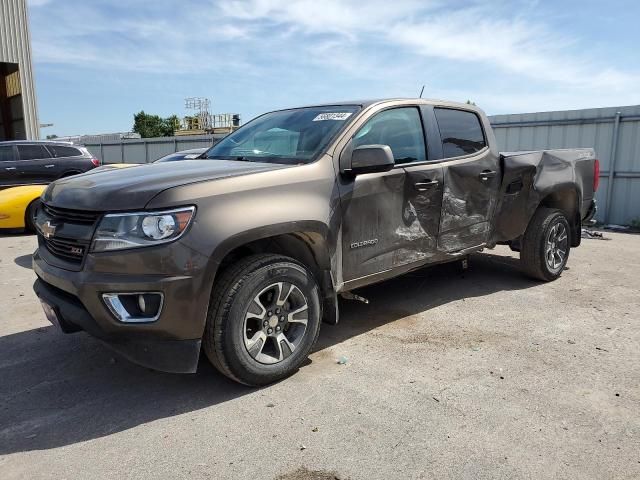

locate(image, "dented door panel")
(399, 163), (444, 265)
(340, 168), (406, 280)
(438, 152), (500, 252)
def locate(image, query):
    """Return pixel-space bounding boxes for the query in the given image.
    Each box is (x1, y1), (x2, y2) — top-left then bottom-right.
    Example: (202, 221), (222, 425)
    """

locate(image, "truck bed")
(491, 148), (596, 244)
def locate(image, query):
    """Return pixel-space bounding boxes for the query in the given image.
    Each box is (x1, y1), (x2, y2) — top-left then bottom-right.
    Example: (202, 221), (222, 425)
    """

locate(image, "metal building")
(0, 0), (39, 140)
(490, 105), (640, 226)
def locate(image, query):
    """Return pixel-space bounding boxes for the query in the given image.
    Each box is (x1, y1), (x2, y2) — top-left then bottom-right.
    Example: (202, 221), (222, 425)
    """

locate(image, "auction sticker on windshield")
(313, 112), (353, 121)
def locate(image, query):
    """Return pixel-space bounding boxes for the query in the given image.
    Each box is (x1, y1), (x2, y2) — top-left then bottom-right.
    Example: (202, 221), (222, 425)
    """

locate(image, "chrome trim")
(102, 292), (164, 324)
(100, 205), (196, 219)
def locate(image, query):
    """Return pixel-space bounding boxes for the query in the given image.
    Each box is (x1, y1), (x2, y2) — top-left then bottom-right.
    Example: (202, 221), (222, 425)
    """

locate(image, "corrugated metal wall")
(0, 0), (39, 140)
(490, 105), (640, 226)
(84, 134), (224, 164)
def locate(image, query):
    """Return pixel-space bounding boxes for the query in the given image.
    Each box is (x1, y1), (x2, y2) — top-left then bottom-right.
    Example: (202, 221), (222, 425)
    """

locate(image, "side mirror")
(341, 144), (395, 176)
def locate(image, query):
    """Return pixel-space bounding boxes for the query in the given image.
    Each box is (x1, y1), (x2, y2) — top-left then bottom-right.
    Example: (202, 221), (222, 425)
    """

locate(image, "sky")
(27, 0), (640, 137)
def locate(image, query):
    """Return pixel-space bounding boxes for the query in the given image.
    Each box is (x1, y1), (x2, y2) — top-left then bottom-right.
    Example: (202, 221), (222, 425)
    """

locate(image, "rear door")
(48, 144), (87, 176)
(15, 144), (59, 184)
(433, 107), (500, 252)
(0, 144), (18, 187)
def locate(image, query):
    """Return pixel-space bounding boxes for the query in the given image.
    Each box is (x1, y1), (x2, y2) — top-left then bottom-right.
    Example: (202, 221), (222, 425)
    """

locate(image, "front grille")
(38, 203), (102, 269)
(44, 236), (87, 263)
(42, 204), (101, 225)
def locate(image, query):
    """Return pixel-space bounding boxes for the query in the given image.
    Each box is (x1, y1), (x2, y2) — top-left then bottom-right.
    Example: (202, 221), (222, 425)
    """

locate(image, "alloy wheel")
(243, 282), (309, 365)
(545, 222), (568, 271)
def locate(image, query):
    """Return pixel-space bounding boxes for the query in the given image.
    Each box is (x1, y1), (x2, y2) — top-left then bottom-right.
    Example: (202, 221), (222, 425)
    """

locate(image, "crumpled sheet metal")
(490, 149), (594, 244)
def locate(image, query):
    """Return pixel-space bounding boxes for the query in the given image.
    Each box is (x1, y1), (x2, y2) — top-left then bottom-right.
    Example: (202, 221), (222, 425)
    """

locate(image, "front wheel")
(203, 254), (322, 386)
(25, 199), (41, 233)
(520, 208), (571, 281)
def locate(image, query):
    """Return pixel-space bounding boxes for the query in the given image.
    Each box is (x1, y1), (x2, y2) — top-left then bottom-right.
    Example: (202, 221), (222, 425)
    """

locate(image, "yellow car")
(0, 185), (46, 232)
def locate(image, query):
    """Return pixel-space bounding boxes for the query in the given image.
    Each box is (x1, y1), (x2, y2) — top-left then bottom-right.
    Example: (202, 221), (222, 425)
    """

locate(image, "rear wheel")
(520, 208), (571, 281)
(24, 199), (40, 233)
(203, 254), (322, 386)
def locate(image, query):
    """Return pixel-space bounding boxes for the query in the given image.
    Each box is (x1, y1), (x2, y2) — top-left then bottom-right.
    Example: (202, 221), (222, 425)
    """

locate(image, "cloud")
(27, 0), (640, 118)
(218, 0), (639, 92)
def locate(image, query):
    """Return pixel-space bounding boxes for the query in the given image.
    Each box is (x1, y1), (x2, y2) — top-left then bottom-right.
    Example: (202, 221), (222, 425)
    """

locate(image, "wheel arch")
(23, 197), (41, 231)
(537, 187), (581, 247)
(206, 221), (338, 325)
(58, 170), (82, 179)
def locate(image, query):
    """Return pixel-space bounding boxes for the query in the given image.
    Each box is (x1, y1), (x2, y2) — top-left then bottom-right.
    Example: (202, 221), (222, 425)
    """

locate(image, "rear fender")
(491, 152), (582, 245)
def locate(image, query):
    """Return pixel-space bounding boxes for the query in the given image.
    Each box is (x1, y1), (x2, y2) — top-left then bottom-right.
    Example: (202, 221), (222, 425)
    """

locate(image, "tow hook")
(340, 292), (369, 304)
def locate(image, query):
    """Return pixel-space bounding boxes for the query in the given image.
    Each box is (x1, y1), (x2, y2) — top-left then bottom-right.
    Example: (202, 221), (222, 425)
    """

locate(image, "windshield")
(203, 105), (360, 164)
(154, 151), (205, 163)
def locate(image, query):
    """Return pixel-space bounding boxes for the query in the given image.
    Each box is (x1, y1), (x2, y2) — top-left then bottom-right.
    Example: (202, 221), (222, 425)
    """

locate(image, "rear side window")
(434, 108), (486, 158)
(17, 144), (51, 160)
(50, 145), (83, 157)
(353, 107), (426, 164)
(0, 146), (14, 162)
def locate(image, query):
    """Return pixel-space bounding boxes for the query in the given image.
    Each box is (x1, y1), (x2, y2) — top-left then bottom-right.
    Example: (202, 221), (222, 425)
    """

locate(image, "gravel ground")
(0, 231), (638, 480)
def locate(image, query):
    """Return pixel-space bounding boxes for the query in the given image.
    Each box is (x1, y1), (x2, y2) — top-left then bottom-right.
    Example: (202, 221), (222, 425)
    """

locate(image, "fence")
(84, 133), (226, 165)
(489, 105), (640, 226)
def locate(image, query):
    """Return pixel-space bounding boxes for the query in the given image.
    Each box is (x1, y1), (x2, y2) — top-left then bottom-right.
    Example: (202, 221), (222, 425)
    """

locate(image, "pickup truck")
(32, 99), (599, 386)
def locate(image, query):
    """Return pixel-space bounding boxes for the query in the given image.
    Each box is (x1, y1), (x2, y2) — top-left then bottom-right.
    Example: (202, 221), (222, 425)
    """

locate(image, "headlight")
(91, 206), (195, 252)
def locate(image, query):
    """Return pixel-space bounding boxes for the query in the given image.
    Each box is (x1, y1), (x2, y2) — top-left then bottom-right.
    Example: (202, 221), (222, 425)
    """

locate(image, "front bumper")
(32, 241), (214, 373)
(34, 278), (201, 373)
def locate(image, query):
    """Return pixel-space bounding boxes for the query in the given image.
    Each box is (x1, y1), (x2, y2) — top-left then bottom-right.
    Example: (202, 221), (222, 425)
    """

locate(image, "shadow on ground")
(13, 254), (33, 270)
(0, 251), (536, 454)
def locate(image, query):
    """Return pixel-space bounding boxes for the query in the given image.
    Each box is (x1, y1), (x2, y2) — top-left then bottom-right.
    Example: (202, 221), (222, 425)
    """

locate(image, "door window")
(50, 145), (82, 157)
(0, 146), (15, 162)
(353, 107), (426, 164)
(434, 108), (486, 158)
(17, 144), (51, 160)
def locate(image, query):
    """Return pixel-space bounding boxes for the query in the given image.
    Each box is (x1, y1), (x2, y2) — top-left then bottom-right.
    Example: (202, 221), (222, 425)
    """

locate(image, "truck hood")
(42, 160), (290, 211)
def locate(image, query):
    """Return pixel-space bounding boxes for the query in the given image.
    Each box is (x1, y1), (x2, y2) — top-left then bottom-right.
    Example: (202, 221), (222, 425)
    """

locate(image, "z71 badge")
(350, 239), (378, 249)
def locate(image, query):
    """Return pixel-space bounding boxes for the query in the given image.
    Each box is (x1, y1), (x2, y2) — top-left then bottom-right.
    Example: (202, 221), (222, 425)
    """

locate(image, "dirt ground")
(0, 231), (638, 480)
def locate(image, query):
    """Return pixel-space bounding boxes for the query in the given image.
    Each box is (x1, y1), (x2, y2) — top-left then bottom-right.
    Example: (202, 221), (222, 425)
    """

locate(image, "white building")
(0, 0), (39, 140)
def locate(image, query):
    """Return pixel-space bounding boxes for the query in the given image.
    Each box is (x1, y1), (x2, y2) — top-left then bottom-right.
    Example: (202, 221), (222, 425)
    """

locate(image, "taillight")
(91, 157), (100, 167)
(593, 159), (600, 192)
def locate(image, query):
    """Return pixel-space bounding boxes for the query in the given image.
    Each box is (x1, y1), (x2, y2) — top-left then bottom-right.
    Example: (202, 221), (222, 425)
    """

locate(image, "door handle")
(414, 180), (439, 191)
(5, 167), (16, 171)
(44, 164), (55, 168)
(479, 170), (497, 181)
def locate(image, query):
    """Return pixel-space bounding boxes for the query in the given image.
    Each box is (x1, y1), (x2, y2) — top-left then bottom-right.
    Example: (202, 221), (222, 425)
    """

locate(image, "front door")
(341, 106), (442, 280)
(0, 144), (18, 187)
(433, 107), (501, 252)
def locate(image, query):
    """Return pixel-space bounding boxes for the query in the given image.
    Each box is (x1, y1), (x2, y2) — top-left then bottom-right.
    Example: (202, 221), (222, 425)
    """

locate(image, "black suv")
(0, 141), (100, 188)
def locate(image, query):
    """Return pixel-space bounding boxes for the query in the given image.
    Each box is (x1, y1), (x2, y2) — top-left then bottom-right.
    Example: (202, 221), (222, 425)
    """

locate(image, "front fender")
(144, 156), (340, 295)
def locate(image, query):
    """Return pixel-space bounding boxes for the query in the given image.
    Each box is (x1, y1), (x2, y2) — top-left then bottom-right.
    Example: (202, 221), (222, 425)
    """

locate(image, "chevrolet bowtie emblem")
(41, 221), (57, 239)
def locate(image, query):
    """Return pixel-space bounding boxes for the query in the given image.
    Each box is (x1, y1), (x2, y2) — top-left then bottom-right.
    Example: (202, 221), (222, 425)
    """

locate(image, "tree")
(465, 100), (477, 106)
(132, 111), (179, 138)
(45, 134), (58, 140)
(164, 115), (181, 135)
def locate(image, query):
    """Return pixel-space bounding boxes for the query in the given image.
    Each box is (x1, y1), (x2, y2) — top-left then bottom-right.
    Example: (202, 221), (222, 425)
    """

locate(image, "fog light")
(103, 292), (164, 323)
(137, 293), (162, 316)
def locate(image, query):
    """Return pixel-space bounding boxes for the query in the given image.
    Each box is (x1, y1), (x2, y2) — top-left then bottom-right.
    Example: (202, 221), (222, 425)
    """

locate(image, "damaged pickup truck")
(32, 99), (599, 385)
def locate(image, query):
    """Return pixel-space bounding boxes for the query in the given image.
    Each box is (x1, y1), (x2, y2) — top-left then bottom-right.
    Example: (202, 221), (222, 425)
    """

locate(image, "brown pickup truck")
(32, 99), (599, 385)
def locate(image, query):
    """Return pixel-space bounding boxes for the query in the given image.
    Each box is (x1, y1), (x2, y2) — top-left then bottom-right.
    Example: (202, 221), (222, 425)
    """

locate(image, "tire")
(203, 254), (322, 386)
(25, 199), (41, 233)
(520, 208), (571, 281)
